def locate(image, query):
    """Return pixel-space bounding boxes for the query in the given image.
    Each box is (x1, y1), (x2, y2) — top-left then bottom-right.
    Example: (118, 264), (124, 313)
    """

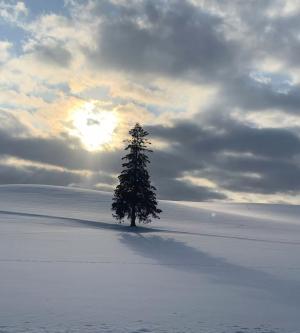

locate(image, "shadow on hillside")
(57, 212), (300, 245)
(3, 209), (300, 245)
(0, 209), (165, 233)
(120, 233), (300, 306)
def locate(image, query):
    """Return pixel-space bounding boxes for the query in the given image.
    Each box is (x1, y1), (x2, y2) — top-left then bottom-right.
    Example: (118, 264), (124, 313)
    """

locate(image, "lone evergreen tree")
(112, 123), (162, 227)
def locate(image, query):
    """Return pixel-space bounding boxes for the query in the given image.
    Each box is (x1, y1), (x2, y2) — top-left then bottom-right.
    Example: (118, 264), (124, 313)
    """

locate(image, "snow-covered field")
(0, 185), (299, 333)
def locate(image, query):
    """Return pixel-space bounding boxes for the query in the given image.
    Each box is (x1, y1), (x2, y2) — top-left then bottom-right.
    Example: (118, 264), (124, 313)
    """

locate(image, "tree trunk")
(130, 217), (136, 227)
(131, 145), (138, 227)
(130, 207), (136, 227)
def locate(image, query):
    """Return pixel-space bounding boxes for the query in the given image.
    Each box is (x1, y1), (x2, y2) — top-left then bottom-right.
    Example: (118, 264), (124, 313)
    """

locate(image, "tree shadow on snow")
(120, 233), (300, 306)
(4, 209), (299, 246)
(0, 209), (165, 233)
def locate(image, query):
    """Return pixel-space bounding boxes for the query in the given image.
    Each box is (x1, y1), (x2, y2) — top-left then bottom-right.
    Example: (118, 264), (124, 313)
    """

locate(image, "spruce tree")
(112, 123), (162, 227)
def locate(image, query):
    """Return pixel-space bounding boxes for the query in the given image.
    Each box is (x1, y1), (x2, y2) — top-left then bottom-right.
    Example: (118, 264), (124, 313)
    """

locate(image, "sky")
(0, 0), (300, 203)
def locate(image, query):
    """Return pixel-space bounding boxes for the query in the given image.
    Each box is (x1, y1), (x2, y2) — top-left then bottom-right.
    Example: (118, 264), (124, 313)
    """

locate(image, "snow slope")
(0, 185), (300, 333)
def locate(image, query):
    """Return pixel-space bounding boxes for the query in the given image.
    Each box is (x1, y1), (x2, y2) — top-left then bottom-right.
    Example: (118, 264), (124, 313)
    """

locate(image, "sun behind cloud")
(71, 102), (118, 151)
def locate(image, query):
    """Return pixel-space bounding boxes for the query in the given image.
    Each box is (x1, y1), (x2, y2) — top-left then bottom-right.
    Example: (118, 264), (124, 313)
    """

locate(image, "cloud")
(0, 112), (226, 201)
(154, 177), (225, 201)
(1, 0), (300, 203)
(148, 118), (300, 158)
(222, 75), (300, 115)
(0, 41), (12, 62)
(147, 115), (300, 197)
(0, 162), (79, 186)
(0, 128), (93, 171)
(0, 1), (28, 24)
(205, 154), (300, 194)
(85, 0), (238, 82)
(78, 0), (300, 119)
(148, 149), (225, 201)
(31, 41), (72, 67)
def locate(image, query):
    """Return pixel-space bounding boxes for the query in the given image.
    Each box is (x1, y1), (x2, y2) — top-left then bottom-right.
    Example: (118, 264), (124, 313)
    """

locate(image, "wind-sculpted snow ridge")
(0, 185), (299, 333)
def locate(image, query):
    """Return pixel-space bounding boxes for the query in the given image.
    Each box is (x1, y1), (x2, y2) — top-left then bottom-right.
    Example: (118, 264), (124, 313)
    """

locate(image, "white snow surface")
(0, 184), (300, 333)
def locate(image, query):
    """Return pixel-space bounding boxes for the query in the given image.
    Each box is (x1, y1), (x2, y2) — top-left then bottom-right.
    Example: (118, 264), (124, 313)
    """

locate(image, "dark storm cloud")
(148, 149), (224, 201)
(2, 110), (299, 198)
(86, 0), (238, 82)
(149, 149), (201, 179)
(154, 178), (225, 201)
(0, 120), (117, 188)
(147, 119), (300, 158)
(0, 129), (89, 170)
(82, 0), (300, 116)
(0, 162), (80, 186)
(0, 123), (122, 179)
(222, 75), (300, 115)
(239, 4), (300, 68)
(204, 155), (300, 194)
(147, 116), (300, 195)
(0, 119), (227, 201)
(0, 159), (115, 189)
(1, 111), (299, 199)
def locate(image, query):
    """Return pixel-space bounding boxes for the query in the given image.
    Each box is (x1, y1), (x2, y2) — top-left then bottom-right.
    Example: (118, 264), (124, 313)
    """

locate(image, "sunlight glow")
(72, 102), (118, 151)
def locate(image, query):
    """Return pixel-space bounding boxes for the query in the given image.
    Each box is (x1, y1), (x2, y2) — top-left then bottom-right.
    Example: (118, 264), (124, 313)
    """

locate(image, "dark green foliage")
(112, 123), (162, 226)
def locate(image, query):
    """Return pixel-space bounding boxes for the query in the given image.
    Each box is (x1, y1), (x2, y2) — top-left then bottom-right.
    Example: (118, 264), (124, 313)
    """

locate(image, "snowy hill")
(0, 185), (300, 333)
